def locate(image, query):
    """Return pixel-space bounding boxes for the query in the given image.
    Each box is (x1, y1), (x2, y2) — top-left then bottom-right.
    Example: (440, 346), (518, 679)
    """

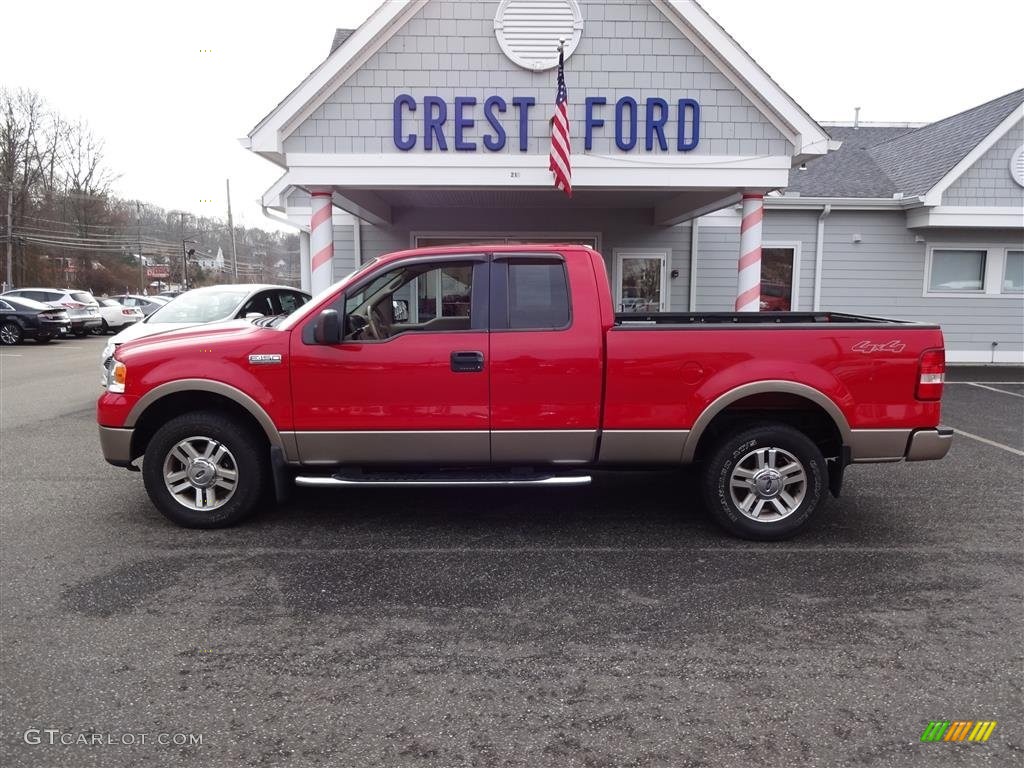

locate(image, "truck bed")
(614, 311), (935, 328)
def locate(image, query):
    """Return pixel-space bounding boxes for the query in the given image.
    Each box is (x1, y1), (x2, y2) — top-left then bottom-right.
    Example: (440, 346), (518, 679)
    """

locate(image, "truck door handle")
(450, 351), (484, 372)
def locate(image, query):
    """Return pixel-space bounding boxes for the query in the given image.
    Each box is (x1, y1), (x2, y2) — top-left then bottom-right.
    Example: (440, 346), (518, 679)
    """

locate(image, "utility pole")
(136, 201), (144, 293)
(226, 178), (239, 281)
(179, 211), (188, 291)
(4, 183), (12, 291)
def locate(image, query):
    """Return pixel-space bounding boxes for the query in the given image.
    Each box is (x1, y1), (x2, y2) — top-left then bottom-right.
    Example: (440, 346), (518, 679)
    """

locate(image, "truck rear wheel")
(142, 411), (267, 528)
(701, 423), (825, 541)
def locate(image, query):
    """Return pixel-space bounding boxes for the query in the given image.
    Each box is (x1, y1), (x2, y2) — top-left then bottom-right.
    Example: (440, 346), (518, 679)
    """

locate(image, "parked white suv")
(1, 288), (102, 337)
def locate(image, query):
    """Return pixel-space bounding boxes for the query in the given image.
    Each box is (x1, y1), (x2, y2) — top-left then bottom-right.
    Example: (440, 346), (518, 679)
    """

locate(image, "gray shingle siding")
(942, 119), (1024, 207)
(760, 211), (1021, 354)
(283, 0), (792, 157)
(867, 89), (1024, 197)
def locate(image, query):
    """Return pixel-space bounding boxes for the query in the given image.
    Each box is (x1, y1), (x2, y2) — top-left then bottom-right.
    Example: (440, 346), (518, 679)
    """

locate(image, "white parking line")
(950, 427), (1024, 457)
(966, 382), (1024, 398)
(946, 381), (1024, 385)
(0, 353), (23, 357)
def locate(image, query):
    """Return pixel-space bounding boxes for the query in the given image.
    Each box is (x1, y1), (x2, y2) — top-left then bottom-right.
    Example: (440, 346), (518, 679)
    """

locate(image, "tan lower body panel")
(288, 431), (490, 465)
(848, 429), (912, 462)
(491, 430), (597, 464)
(598, 430), (690, 464)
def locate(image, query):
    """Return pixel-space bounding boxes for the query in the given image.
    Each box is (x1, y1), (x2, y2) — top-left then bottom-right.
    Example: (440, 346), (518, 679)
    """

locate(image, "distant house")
(195, 247), (226, 272)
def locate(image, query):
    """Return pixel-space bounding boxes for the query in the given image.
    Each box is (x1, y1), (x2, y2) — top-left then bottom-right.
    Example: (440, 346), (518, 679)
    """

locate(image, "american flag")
(548, 47), (572, 198)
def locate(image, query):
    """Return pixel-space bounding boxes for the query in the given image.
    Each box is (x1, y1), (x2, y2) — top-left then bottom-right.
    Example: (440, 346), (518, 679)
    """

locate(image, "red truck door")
(488, 251), (605, 464)
(289, 255), (490, 464)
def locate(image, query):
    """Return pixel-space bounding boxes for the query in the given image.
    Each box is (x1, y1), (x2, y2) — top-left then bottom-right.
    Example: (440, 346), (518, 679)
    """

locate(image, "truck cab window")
(343, 260), (478, 341)
(506, 262), (570, 329)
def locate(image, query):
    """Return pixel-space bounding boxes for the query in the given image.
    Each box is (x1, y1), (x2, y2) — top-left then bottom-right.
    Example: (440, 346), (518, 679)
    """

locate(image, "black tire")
(0, 321), (22, 345)
(73, 328), (87, 338)
(701, 423), (826, 541)
(142, 411), (268, 528)
(93, 320), (110, 335)
(36, 334), (52, 344)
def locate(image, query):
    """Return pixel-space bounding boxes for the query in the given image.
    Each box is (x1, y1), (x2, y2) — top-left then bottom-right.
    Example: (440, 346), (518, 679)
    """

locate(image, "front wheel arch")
(129, 390), (275, 464)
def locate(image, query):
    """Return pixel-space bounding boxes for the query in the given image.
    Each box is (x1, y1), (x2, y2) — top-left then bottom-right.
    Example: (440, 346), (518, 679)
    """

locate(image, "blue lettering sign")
(454, 96), (476, 151)
(585, 97), (605, 151)
(483, 96), (507, 151)
(423, 96), (447, 151)
(511, 96), (535, 152)
(615, 97), (638, 151)
(645, 97), (669, 151)
(391, 95), (701, 153)
(393, 94), (416, 151)
(678, 98), (700, 152)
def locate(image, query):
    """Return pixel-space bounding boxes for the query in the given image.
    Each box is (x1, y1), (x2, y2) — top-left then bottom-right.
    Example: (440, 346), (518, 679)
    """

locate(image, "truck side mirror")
(313, 309), (342, 344)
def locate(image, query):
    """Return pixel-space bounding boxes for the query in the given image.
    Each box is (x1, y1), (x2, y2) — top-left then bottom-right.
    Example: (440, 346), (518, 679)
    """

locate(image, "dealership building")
(244, 0), (1024, 363)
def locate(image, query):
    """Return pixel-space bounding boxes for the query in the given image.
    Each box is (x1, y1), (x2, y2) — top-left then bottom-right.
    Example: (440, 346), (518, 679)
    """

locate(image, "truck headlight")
(108, 361), (127, 393)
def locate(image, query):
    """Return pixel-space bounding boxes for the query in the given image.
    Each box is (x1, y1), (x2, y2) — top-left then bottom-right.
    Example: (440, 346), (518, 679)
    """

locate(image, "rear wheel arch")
(685, 381), (851, 463)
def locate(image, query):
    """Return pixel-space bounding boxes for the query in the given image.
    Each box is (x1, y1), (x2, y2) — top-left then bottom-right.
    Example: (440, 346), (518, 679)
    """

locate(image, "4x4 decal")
(852, 340), (906, 354)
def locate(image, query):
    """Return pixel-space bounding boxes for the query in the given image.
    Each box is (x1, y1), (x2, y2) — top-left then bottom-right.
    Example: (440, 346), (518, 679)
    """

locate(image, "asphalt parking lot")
(1, 336), (1021, 767)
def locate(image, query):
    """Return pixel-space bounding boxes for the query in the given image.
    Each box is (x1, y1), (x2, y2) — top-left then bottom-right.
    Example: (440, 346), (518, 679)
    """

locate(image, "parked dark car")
(108, 294), (170, 318)
(0, 296), (72, 344)
(1, 288), (101, 336)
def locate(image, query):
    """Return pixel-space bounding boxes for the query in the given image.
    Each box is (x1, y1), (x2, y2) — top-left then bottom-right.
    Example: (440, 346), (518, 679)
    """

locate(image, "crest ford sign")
(393, 94), (700, 152)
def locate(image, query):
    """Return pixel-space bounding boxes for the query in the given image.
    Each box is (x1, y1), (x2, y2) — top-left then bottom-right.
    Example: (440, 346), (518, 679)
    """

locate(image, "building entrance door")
(614, 251), (667, 312)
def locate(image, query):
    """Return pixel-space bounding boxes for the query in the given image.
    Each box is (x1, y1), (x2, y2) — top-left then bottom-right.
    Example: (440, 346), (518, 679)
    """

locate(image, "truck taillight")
(917, 348), (945, 400)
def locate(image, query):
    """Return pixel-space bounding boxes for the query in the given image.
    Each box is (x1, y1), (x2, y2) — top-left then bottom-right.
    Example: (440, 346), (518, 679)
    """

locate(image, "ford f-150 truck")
(97, 244), (952, 539)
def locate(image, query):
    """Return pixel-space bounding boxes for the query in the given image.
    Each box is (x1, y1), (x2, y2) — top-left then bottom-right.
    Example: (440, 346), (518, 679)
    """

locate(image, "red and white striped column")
(309, 191), (334, 296)
(735, 193), (764, 312)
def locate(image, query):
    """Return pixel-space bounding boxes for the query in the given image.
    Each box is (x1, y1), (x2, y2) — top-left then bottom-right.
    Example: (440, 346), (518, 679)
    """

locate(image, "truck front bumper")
(905, 426), (954, 461)
(99, 425), (134, 468)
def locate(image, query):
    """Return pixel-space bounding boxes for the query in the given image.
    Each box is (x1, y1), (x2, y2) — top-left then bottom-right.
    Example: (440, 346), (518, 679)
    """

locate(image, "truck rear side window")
(506, 262), (570, 329)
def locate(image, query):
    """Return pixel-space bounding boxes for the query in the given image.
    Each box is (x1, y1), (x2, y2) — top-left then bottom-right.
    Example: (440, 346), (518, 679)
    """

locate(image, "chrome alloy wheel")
(0, 324), (19, 344)
(729, 446), (808, 522)
(162, 436), (239, 511)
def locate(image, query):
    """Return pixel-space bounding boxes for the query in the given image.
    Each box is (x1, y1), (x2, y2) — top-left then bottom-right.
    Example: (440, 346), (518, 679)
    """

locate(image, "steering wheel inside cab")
(348, 300), (392, 340)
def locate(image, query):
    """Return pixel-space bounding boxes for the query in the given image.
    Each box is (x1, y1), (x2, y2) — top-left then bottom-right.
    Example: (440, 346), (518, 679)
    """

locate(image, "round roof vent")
(494, 0), (584, 72)
(1011, 144), (1024, 188)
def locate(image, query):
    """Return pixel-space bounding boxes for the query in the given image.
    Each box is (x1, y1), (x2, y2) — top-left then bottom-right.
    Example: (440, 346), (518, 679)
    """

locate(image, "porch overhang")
(262, 153), (793, 227)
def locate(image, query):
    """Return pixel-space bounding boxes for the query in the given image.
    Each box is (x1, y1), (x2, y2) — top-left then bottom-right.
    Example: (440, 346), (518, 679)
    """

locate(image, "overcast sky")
(2, 0), (1021, 231)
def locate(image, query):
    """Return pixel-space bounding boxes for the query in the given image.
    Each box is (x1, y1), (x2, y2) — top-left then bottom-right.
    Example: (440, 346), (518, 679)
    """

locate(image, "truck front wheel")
(701, 423), (825, 541)
(142, 411), (267, 528)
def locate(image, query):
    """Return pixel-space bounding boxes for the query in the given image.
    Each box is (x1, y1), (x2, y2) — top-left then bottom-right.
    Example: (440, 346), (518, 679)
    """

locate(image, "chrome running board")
(295, 471), (592, 488)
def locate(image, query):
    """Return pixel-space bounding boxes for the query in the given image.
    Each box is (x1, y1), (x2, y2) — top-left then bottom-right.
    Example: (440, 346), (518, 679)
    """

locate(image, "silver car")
(100, 284), (310, 383)
(2, 288), (102, 337)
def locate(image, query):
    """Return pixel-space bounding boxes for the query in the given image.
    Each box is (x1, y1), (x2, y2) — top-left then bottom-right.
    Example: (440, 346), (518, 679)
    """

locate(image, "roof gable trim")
(922, 106), (1024, 206)
(659, 0), (831, 159)
(249, 0), (425, 153)
(250, 0), (831, 160)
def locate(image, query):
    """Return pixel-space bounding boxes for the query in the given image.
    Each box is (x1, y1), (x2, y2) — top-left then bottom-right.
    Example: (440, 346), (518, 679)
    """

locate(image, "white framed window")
(1005, 250), (1024, 293)
(928, 249), (986, 293)
(761, 242), (802, 311)
(924, 244), (1024, 297)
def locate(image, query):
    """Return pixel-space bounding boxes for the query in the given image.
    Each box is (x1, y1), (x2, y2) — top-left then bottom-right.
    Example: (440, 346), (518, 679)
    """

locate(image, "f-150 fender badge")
(248, 353), (283, 365)
(852, 340), (906, 354)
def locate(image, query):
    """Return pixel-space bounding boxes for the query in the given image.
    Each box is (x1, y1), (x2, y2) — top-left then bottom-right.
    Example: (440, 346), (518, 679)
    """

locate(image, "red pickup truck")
(97, 244), (952, 540)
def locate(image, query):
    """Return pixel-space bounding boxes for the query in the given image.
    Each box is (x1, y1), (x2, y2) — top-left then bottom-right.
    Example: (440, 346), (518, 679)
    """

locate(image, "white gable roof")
(245, 0), (833, 164)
